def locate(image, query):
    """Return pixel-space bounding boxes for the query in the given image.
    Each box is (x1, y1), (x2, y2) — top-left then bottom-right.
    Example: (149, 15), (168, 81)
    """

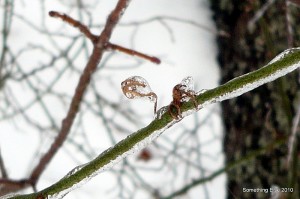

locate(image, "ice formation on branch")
(121, 76), (157, 113)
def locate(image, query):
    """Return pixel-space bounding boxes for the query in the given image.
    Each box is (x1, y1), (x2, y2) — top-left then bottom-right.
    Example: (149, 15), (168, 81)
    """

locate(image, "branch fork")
(49, 11), (161, 64)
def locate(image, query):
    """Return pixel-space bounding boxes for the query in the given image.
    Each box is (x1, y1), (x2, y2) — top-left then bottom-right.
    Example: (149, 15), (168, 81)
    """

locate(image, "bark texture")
(210, 1), (300, 198)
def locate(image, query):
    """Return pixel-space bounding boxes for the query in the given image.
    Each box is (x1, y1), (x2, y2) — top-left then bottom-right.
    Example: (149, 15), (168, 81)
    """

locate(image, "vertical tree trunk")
(210, 1), (299, 198)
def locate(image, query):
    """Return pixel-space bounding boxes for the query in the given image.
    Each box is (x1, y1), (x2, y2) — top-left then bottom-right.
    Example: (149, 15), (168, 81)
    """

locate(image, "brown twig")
(29, 0), (132, 186)
(48, 11), (97, 42)
(0, 178), (32, 196)
(48, 11), (161, 64)
(106, 43), (161, 64)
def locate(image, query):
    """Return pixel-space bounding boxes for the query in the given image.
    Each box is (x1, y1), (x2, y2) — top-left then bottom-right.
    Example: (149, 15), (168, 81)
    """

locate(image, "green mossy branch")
(7, 48), (300, 199)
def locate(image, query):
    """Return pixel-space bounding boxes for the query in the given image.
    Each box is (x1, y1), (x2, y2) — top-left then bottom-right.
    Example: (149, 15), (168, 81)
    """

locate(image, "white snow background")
(0, 0), (225, 198)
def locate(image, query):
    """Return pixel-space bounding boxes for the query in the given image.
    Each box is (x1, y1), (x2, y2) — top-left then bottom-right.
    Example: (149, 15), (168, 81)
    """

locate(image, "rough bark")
(210, 1), (300, 198)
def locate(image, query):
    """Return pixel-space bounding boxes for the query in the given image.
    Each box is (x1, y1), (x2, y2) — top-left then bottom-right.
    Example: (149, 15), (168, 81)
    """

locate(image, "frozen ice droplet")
(180, 76), (194, 92)
(196, 89), (208, 95)
(121, 76), (158, 112)
(0, 193), (21, 199)
(173, 76), (196, 103)
(155, 106), (168, 119)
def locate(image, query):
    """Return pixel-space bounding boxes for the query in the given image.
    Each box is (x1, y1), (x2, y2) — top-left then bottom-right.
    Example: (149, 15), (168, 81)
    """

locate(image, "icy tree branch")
(4, 48), (300, 198)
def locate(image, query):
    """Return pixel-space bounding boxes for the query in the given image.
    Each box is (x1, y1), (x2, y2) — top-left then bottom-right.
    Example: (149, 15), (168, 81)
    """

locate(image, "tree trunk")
(210, 1), (300, 198)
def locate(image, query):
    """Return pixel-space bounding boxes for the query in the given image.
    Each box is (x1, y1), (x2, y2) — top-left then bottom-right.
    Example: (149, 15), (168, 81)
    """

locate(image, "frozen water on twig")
(176, 76), (196, 102)
(196, 89), (208, 95)
(154, 106), (168, 119)
(178, 48), (300, 118)
(267, 47), (300, 65)
(121, 76), (157, 102)
(180, 76), (194, 92)
(204, 48), (300, 106)
(45, 121), (176, 199)
(36, 48), (300, 199)
(121, 76), (158, 112)
(0, 193), (20, 199)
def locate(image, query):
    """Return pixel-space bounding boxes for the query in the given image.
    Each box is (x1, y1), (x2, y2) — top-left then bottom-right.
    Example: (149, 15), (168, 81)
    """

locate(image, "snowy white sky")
(0, 0), (225, 198)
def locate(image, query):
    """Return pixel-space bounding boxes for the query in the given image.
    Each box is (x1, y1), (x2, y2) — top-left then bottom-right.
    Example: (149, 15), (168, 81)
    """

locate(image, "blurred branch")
(161, 137), (287, 199)
(0, 0), (14, 84)
(0, 149), (7, 178)
(114, 15), (229, 38)
(287, 100), (300, 166)
(7, 48), (300, 198)
(287, 100), (300, 198)
(247, 0), (276, 30)
(0, 0), (132, 195)
(29, 0), (131, 186)
(285, 0), (294, 47)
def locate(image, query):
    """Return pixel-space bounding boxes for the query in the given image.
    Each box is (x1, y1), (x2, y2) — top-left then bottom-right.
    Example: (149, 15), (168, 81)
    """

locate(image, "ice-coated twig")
(7, 47), (300, 199)
(194, 47), (300, 109)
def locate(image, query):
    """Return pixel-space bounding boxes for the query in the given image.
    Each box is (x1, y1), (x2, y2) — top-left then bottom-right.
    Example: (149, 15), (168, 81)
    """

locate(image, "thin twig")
(48, 11), (160, 64)
(29, 0), (132, 186)
(48, 11), (97, 42)
(287, 101), (300, 167)
(285, 0), (294, 47)
(289, 0), (300, 7)
(247, 0), (276, 30)
(0, 149), (7, 178)
(106, 43), (161, 64)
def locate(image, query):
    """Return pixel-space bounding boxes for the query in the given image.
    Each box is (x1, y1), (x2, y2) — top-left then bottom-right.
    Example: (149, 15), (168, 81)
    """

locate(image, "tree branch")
(29, 0), (131, 187)
(1, 0), (161, 195)
(7, 48), (300, 198)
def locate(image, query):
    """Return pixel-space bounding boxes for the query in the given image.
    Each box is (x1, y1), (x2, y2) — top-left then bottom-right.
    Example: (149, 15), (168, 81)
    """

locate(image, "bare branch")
(0, 149), (7, 178)
(106, 43), (161, 64)
(48, 11), (97, 42)
(29, 0), (132, 187)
